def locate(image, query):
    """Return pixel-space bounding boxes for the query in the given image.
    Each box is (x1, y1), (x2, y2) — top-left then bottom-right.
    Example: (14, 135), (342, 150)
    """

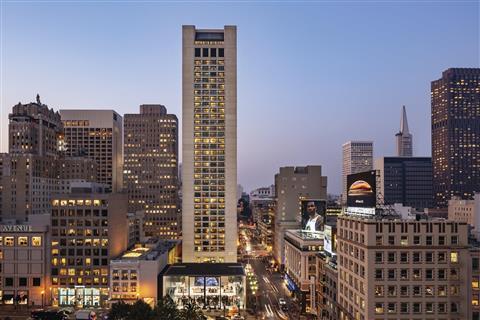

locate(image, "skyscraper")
(1, 97), (63, 220)
(182, 25), (237, 263)
(432, 68), (480, 207)
(395, 105), (413, 157)
(59, 110), (123, 193)
(124, 105), (179, 239)
(342, 141), (373, 202)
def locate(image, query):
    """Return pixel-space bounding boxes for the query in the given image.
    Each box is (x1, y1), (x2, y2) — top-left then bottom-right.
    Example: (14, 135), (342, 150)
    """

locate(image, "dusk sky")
(0, 1), (478, 194)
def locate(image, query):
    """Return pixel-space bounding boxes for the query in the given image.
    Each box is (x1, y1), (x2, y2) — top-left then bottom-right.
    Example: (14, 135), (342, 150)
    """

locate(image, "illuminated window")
(18, 237), (28, 246)
(5, 237), (14, 246)
(375, 303), (384, 314)
(450, 252), (459, 263)
(32, 237), (42, 246)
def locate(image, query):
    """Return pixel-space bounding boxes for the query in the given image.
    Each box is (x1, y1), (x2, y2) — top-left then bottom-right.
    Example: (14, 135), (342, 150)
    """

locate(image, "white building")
(182, 25), (237, 263)
(449, 193), (480, 240)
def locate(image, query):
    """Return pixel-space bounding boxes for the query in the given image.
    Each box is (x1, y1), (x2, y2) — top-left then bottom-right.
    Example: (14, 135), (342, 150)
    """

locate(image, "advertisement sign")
(301, 199), (327, 238)
(346, 171), (376, 208)
(324, 225), (334, 255)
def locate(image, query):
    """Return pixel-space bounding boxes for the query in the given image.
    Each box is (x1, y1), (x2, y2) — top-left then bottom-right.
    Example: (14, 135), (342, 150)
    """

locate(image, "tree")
(129, 300), (155, 320)
(179, 301), (205, 320)
(154, 296), (180, 320)
(108, 301), (131, 320)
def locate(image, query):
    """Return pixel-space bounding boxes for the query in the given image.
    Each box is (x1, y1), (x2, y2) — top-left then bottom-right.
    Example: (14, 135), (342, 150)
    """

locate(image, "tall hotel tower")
(182, 25), (237, 263)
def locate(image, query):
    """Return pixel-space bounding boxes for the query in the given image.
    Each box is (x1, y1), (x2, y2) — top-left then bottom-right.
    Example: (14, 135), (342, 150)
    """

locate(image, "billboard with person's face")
(301, 199), (326, 233)
(347, 171), (376, 208)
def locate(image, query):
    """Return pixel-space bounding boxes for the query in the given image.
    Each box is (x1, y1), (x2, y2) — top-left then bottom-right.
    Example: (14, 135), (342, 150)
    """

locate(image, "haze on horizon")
(0, 1), (478, 194)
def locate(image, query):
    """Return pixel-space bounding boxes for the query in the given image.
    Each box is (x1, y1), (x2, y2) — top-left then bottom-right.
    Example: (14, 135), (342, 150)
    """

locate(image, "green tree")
(153, 296), (180, 320)
(179, 300), (205, 320)
(108, 301), (131, 320)
(129, 300), (155, 320)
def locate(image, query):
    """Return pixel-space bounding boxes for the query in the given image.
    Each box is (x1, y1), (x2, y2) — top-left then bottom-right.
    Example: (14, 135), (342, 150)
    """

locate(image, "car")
(278, 298), (288, 311)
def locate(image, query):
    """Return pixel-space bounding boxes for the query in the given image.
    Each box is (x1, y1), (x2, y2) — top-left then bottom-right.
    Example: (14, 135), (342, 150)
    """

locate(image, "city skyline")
(1, 2), (479, 194)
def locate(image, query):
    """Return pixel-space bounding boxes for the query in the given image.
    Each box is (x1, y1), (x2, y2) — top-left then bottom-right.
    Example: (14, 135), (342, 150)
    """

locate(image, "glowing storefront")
(161, 263), (245, 311)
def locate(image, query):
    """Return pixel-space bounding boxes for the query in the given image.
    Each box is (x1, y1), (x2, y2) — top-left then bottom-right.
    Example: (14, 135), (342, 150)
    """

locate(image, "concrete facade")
(182, 25), (237, 263)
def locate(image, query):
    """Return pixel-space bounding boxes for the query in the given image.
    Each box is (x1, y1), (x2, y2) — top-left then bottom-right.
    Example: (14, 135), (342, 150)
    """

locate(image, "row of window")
(2, 277), (41, 287)
(375, 251), (457, 263)
(374, 267), (459, 281)
(375, 284), (458, 297)
(0, 236), (42, 247)
(194, 48), (224, 58)
(375, 302), (460, 314)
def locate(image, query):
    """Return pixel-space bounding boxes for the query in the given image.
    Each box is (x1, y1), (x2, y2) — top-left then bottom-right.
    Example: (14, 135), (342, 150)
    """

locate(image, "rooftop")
(162, 263), (245, 276)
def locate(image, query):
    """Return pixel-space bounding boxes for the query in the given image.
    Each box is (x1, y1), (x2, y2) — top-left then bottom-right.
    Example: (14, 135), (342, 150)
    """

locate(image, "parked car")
(75, 310), (97, 320)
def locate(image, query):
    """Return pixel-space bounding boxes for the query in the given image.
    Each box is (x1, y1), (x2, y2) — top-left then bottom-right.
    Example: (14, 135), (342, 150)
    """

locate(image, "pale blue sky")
(1, 0), (479, 193)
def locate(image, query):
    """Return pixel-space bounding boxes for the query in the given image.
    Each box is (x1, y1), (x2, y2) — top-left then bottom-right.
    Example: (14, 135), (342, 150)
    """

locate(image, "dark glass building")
(431, 68), (480, 207)
(375, 157), (433, 209)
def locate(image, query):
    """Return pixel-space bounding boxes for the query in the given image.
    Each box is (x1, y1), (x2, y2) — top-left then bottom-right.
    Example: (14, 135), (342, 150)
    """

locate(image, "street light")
(41, 290), (45, 309)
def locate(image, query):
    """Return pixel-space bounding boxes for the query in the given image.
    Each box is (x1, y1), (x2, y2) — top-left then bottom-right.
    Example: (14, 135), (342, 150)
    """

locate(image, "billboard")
(301, 199), (326, 235)
(347, 171), (376, 208)
(324, 225), (335, 255)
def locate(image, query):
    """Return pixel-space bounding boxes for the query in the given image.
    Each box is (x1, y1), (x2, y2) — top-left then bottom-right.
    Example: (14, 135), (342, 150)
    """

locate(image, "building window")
(400, 302), (409, 313)
(388, 236), (395, 245)
(426, 236), (432, 245)
(375, 303), (384, 314)
(387, 303), (396, 314)
(413, 252), (421, 263)
(219, 48), (224, 57)
(387, 286), (396, 296)
(18, 278), (27, 287)
(375, 286), (384, 297)
(388, 269), (395, 280)
(400, 286), (408, 296)
(400, 236), (408, 246)
(451, 236), (458, 245)
(425, 252), (433, 263)
(33, 278), (41, 286)
(388, 252), (395, 263)
(32, 237), (42, 246)
(375, 252), (383, 263)
(5, 278), (13, 287)
(5, 237), (14, 246)
(375, 269), (383, 280)
(426, 269), (433, 280)
(195, 48), (201, 57)
(450, 252), (458, 263)
(413, 286), (421, 296)
(413, 303), (421, 313)
(400, 252), (408, 263)
(450, 302), (458, 313)
(413, 236), (420, 245)
(426, 302), (434, 313)
(18, 237), (28, 246)
(425, 285), (434, 296)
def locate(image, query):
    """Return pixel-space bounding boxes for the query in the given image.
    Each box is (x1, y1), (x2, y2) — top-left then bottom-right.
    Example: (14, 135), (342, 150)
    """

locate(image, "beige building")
(337, 215), (471, 320)
(1, 98), (63, 221)
(449, 194), (480, 239)
(124, 105), (179, 239)
(0, 214), (51, 307)
(50, 183), (128, 307)
(342, 141), (373, 203)
(182, 25), (237, 263)
(273, 166), (327, 267)
(284, 229), (324, 315)
(109, 239), (178, 306)
(59, 110), (123, 192)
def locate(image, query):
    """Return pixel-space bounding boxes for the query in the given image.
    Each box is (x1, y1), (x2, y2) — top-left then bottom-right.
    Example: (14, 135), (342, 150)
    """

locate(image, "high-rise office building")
(1, 97), (63, 220)
(59, 110), (123, 192)
(273, 166), (327, 267)
(342, 141), (373, 202)
(50, 182), (128, 307)
(375, 156), (433, 209)
(124, 105), (179, 239)
(395, 105), (413, 157)
(432, 68), (480, 207)
(182, 25), (237, 263)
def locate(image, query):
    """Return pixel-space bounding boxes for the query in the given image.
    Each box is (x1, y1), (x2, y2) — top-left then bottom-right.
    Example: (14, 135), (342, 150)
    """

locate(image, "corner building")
(337, 215), (471, 320)
(182, 25), (237, 263)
